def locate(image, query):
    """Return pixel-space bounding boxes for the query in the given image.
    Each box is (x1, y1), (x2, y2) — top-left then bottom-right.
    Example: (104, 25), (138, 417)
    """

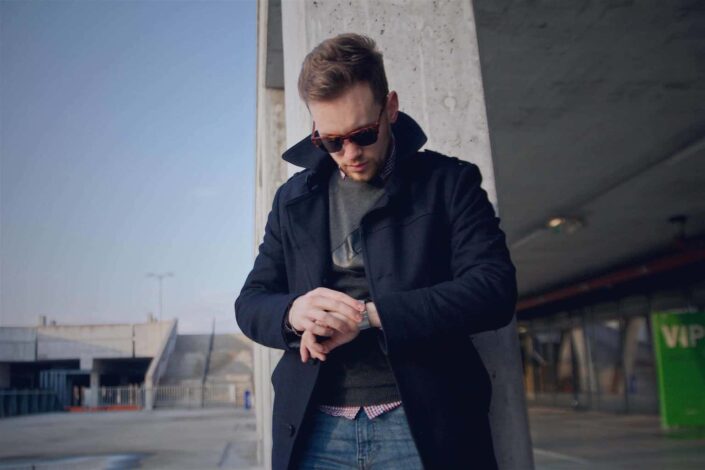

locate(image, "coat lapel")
(286, 186), (331, 289)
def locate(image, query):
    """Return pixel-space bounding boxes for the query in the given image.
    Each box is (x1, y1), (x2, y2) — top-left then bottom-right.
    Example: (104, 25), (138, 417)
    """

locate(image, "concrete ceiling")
(473, 0), (705, 297)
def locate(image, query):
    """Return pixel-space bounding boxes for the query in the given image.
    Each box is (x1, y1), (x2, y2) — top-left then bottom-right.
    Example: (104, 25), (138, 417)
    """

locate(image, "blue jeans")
(293, 405), (424, 469)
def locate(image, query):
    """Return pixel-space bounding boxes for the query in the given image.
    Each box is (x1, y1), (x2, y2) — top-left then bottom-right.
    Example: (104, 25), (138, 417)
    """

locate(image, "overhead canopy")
(474, 1), (705, 298)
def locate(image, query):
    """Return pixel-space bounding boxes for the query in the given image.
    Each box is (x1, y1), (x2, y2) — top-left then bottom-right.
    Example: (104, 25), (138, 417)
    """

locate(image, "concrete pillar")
(254, 0), (290, 468)
(144, 385), (154, 411)
(278, 1), (533, 468)
(623, 316), (643, 411)
(88, 369), (100, 408)
(623, 317), (642, 381)
(522, 335), (536, 401)
(571, 327), (591, 403)
(557, 330), (573, 384)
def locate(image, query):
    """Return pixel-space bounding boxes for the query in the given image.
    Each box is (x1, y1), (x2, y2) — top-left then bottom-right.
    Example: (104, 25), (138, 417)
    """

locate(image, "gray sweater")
(311, 170), (401, 406)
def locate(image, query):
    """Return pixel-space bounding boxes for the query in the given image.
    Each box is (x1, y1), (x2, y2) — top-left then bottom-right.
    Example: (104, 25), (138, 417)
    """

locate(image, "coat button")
(287, 424), (296, 436)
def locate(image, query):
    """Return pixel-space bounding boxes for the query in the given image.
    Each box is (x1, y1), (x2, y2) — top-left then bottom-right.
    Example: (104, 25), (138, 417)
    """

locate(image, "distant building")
(0, 318), (254, 414)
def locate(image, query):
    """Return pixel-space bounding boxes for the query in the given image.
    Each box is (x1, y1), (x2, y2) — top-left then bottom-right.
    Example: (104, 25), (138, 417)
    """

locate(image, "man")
(235, 33), (517, 469)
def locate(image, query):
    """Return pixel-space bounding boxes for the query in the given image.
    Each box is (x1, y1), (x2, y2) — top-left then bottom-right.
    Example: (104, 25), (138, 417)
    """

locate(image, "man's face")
(309, 83), (398, 183)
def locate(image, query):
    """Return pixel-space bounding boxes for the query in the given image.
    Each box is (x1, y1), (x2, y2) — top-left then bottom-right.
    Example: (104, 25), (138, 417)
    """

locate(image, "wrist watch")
(358, 299), (372, 330)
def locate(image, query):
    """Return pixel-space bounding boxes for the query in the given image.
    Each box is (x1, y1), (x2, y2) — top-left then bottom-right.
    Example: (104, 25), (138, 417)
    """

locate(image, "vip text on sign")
(651, 311), (705, 428)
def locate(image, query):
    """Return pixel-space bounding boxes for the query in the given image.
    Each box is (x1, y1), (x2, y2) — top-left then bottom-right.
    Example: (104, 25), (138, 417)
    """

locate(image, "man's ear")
(386, 91), (399, 123)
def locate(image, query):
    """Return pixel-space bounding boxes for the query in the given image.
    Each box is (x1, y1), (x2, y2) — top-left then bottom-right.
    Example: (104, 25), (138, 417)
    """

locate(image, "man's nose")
(342, 139), (363, 160)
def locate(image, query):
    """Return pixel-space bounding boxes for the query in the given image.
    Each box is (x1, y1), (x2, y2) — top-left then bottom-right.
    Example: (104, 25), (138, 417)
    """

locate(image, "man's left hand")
(300, 329), (327, 363)
(319, 323), (360, 354)
(299, 320), (360, 362)
(298, 301), (381, 361)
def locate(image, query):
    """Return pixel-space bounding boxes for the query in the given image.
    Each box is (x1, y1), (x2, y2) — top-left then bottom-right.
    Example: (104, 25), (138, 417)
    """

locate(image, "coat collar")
(282, 111), (428, 179)
(282, 112), (427, 289)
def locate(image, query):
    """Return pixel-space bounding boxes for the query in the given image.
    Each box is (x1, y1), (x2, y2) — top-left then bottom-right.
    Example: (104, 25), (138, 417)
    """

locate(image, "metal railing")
(0, 389), (61, 418)
(95, 385), (144, 408)
(79, 383), (248, 410)
(154, 383), (245, 409)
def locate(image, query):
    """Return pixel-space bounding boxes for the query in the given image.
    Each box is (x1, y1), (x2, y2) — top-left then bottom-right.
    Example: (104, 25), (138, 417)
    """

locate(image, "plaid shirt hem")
(317, 400), (403, 420)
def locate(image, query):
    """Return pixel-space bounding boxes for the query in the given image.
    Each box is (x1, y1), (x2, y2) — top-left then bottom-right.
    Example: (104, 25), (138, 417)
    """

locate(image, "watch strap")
(358, 299), (372, 330)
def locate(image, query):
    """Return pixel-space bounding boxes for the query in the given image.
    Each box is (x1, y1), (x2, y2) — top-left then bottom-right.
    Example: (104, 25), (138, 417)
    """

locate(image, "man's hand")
(300, 320), (361, 362)
(319, 324), (360, 354)
(288, 287), (364, 337)
(300, 329), (327, 363)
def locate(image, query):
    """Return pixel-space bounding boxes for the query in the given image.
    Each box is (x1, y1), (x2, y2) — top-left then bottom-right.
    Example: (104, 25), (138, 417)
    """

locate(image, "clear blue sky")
(1, 0), (257, 333)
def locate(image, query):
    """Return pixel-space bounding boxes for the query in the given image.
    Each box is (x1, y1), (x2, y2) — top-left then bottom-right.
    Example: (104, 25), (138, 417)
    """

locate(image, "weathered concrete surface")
(252, 0), (290, 468)
(0, 408), (258, 469)
(530, 407), (705, 470)
(281, 0), (498, 200)
(0, 328), (37, 362)
(1, 407), (702, 469)
(0, 322), (172, 365)
(472, 1), (705, 296)
(159, 334), (211, 385)
(37, 324), (134, 361)
(134, 322), (177, 358)
(207, 334), (253, 384)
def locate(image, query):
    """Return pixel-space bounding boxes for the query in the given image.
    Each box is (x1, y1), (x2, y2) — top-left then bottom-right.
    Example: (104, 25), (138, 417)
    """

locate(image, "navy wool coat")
(235, 112), (517, 469)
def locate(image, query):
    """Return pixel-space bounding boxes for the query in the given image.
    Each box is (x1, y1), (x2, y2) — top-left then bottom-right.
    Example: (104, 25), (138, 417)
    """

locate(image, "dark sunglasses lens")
(315, 127), (379, 153)
(350, 128), (378, 147)
(321, 138), (343, 153)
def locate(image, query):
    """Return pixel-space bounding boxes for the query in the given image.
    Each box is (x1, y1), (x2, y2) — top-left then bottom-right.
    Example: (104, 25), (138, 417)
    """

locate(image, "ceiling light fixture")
(546, 216), (583, 234)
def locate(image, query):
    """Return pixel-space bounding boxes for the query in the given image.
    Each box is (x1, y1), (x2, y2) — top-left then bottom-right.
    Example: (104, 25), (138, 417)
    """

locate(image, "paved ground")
(0, 406), (704, 469)
(530, 407), (705, 469)
(0, 408), (258, 469)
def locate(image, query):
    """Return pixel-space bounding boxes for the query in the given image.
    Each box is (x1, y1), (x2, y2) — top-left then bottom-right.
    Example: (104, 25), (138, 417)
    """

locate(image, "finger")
(309, 345), (327, 361)
(326, 310), (359, 332)
(310, 298), (362, 323)
(314, 288), (365, 312)
(305, 329), (329, 361)
(300, 342), (308, 363)
(314, 350), (327, 361)
(318, 309), (359, 333)
(310, 322), (334, 337)
(304, 333), (325, 353)
(300, 331), (311, 362)
(319, 337), (340, 354)
(303, 309), (351, 332)
(301, 319), (334, 337)
(309, 309), (352, 334)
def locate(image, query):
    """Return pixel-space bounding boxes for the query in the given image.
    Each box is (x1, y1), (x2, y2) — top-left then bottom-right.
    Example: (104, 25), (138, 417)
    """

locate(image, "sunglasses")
(311, 104), (386, 154)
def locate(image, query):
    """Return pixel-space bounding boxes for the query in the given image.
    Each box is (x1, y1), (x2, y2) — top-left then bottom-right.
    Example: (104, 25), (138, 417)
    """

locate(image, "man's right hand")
(288, 287), (364, 337)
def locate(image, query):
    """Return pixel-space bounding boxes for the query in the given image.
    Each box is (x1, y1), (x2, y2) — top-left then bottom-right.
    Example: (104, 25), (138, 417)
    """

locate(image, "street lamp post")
(146, 272), (174, 321)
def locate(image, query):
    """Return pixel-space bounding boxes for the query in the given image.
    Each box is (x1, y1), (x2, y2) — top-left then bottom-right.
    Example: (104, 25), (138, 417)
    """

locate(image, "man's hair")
(298, 33), (389, 105)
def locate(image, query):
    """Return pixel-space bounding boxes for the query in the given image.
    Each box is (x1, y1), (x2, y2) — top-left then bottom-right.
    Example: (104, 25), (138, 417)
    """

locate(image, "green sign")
(651, 311), (705, 429)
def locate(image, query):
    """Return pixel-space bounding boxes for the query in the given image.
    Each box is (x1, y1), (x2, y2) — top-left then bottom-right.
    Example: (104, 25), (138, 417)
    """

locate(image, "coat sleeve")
(235, 186), (300, 351)
(373, 162), (518, 356)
